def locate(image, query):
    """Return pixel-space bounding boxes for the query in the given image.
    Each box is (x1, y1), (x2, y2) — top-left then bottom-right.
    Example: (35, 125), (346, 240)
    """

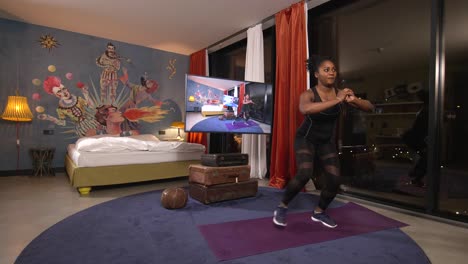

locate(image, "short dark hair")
(306, 55), (335, 72)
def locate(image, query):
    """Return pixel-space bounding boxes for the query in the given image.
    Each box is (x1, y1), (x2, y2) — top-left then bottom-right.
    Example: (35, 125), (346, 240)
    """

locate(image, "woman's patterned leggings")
(282, 136), (341, 210)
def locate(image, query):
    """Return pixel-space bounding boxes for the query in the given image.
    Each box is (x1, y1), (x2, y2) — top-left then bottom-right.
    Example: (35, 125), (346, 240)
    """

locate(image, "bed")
(65, 134), (204, 194)
(201, 104), (225, 117)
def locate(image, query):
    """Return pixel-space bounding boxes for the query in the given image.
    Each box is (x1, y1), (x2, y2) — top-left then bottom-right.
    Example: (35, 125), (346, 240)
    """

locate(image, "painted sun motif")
(38, 34), (60, 52)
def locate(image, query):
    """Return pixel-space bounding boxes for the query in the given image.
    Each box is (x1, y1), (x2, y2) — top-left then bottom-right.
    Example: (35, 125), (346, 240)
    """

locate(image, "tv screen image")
(185, 74), (273, 134)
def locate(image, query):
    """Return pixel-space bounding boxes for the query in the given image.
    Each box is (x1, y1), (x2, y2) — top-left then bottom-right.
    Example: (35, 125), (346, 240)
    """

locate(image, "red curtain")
(269, 2), (307, 188)
(237, 83), (245, 116)
(187, 49), (208, 151)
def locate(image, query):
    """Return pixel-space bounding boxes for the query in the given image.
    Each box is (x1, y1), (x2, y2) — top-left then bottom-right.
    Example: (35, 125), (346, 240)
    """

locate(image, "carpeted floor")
(15, 187), (430, 264)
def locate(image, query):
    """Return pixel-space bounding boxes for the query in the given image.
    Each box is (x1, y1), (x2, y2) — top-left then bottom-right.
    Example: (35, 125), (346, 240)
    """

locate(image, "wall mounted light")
(188, 95), (195, 102)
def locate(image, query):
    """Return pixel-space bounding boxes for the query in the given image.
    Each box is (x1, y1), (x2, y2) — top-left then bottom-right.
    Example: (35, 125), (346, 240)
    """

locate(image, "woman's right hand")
(337, 88), (352, 101)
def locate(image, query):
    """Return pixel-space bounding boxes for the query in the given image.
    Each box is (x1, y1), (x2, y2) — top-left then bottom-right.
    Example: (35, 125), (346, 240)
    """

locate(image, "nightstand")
(30, 147), (55, 176)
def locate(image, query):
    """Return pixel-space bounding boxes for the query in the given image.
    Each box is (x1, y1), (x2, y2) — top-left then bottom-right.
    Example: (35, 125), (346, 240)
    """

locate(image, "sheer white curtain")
(243, 24), (267, 179)
(303, 2), (315, 191)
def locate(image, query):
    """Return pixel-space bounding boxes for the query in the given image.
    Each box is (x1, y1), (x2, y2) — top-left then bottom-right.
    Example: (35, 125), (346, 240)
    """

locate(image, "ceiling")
(0, 0), (306, 55)
(3, 0), (464, 77)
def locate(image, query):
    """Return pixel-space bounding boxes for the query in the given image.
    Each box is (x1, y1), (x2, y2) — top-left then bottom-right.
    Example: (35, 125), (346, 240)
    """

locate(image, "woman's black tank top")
(296, 86), (341, 143)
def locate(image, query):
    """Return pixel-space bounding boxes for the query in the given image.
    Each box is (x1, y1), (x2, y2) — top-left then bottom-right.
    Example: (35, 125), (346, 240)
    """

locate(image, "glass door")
(311, 0), (432, 209)
(437, 0), (468, 220)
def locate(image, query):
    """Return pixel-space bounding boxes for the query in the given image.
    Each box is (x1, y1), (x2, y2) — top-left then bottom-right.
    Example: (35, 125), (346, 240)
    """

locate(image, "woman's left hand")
(345, 94), (356, 103)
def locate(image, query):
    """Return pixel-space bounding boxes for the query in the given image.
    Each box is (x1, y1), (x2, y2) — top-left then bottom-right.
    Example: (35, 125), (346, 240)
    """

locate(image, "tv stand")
(209, 133), (241, 154)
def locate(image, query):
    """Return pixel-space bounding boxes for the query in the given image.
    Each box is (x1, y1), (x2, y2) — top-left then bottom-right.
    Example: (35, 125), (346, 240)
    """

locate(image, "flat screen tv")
(185, 74), (273, 134)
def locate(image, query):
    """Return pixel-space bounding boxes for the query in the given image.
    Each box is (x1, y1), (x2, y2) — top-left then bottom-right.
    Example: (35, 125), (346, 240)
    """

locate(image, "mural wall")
(0, 18), (189, 171)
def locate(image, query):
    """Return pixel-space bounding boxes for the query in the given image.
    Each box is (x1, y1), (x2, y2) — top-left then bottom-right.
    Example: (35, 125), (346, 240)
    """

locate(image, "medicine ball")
(161, 187), (188, 209)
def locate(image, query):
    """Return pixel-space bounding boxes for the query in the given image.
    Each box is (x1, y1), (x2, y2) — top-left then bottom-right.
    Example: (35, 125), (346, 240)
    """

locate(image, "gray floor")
(1, 174), (467, 264)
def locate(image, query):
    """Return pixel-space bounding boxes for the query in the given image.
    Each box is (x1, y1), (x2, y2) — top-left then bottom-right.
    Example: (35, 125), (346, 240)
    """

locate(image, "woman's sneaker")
(273, 206), (288, 227)
(311, 211), (337, 228)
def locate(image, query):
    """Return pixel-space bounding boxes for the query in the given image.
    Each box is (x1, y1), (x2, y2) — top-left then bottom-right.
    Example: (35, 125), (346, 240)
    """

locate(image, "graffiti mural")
(32, 42), (173, 138)
(0, 18), (189, 171)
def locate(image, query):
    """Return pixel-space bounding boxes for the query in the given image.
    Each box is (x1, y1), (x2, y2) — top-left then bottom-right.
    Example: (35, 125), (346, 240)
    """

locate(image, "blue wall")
(0, 18), (189, 171)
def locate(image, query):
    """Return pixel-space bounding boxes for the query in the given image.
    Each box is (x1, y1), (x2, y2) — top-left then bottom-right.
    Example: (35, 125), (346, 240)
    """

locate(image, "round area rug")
(16, 187), (430, 264)
(191, 116), (264, 133)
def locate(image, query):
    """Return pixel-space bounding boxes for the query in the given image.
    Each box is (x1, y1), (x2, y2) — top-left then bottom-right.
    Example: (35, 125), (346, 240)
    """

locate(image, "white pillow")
(128, 134), (160, 142)
(147, 141), (206, 152)
(75, 136), (149, 152)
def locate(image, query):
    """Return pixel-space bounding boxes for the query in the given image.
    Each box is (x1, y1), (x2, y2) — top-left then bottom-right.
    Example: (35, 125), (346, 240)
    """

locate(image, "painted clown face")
(53, 85), (71, 100)
(107, 44), (116, 57)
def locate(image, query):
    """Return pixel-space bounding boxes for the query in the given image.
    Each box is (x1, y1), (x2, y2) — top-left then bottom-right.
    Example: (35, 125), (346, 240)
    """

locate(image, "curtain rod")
(205, 0), (326, 51)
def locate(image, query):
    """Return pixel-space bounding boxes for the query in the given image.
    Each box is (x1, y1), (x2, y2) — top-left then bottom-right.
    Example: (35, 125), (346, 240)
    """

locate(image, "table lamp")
(171, 121), (185, 140)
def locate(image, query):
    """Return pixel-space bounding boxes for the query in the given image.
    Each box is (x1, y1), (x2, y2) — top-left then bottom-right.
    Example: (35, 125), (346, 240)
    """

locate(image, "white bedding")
(201, 104), (223, 112)
(75, 134), (205, 153)
(68, 144), (204, 167)
(69, 134), (205, 167)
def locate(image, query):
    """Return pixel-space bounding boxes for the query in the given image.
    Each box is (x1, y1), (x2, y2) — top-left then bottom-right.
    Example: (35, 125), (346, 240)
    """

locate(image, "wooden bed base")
(65, 154), (201, 194)
(201, 110), (225, 117)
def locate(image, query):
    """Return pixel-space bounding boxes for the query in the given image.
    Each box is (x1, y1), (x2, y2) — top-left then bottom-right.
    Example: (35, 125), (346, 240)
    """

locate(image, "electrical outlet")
(43, 129), (54, 135)
(158, 130), (166, 135)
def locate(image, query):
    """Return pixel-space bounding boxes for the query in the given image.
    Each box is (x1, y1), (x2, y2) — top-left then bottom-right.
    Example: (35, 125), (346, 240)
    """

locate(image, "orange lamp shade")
(188, 96), (195, 102)
(1, 96), (33, 122)
(171, 121), (185, 140)
(171, 121), (185, 129)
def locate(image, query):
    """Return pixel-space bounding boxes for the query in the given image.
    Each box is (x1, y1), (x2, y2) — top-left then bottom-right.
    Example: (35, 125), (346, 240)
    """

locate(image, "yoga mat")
(198, 202), (408, 261)
(225, 120), (259, 130)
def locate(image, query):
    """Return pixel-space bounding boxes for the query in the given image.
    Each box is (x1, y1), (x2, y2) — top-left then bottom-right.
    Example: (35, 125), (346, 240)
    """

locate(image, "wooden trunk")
(189, 164), (250, 186)
(189, 180), (258, 204)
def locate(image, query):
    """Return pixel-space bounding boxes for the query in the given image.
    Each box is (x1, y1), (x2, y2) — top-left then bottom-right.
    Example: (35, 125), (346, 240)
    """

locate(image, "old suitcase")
(201, 153), (249, 167)
(189, 179), (258, 204)
(189, 164), (250, 186)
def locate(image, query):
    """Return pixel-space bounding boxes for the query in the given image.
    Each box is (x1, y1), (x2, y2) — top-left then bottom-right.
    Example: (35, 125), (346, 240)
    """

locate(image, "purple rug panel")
(225, 120), (259, 130)
(198, 202), (408, 261)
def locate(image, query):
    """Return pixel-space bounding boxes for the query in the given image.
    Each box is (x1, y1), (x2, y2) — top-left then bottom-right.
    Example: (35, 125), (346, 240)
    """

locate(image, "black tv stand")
(209, 133), (240, 154)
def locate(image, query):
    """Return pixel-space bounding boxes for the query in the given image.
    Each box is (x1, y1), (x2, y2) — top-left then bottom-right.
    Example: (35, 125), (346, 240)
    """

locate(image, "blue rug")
(15, 187), (430, 264)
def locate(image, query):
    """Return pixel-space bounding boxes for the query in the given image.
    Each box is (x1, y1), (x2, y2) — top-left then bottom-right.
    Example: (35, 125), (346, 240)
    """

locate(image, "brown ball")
(161, 187), (188, 209)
